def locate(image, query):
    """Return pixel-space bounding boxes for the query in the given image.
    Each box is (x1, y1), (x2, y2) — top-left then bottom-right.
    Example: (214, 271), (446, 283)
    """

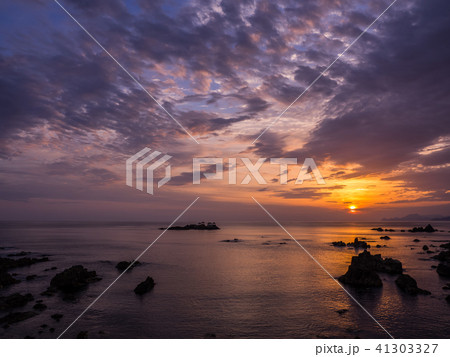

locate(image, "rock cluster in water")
(332, 238), (370, 249)
(409, 224), (437, 233)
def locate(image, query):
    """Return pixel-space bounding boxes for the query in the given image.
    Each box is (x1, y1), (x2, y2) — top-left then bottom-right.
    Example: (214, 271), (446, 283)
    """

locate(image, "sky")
(0, 0), (449, 222)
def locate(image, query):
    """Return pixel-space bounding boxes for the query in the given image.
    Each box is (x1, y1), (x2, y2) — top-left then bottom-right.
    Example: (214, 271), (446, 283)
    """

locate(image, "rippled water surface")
(1, 221), (450, 339)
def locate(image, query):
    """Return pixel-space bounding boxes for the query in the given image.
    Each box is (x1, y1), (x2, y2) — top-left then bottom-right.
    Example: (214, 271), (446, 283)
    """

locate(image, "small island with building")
(160, 222), (220, 230)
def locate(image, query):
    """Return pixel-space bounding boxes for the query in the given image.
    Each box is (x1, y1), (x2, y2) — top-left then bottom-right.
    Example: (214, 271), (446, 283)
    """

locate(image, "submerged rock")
(115, 261), (141, 272)
(33, 303), (47, 311)
(0, 293), (34, 310)
(0, 311), (37, 326)
(77, 331), (88, 339)
(395, 274), (431, 295)
(51, 313), (63, 322)
(221, 238), (241, 243)
(134, 277), (155, 295)
(423, 245), (429, 251)
(50, 265), (101, 293)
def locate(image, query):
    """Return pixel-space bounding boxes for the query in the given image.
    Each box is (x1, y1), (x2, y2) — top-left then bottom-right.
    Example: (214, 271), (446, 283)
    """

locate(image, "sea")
(1, 221), (450, 339)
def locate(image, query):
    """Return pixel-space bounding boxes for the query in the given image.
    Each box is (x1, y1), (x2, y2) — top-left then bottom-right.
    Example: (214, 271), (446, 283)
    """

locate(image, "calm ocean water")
(1, 221), (450, 339)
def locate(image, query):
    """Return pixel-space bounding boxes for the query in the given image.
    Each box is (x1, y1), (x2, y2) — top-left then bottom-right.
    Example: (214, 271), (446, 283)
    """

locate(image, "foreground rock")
(115, 261), (141, 272)
(409, 224), (437, 233)
(49, 265), (101, 293)
(395, 274), (431, 295)
(338, 251), (403, 288)
(134, 277), (155, 295)
(0, 293), (34, 310)
(161, 222), (220, 230)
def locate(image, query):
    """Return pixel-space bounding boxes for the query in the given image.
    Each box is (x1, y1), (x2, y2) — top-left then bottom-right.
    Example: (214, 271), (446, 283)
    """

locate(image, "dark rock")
(339, 251), (403, 288)
(221, 238), (241, 243)
(437, 262), (450, 277)
(204, 333), (216, 338)
(401, 230), (405, 232)
(77, 331), (88, 339)
(385, 229), (395, 232)
(134, 276), (155, 295)
(446, 295), (450, 303)
(380, 236), (391, 240)
(115, 261), (141, 272)
(26, 275), (37, 281)
(0, 311), (37, 326)
(51, 313), (63, 322)
(442, 283), (450, 290)
(423, 245), (429, 251)
(413, 239), (420, 242)
(0, 293), (34, 310)
(409, 224), (437, 233)
(440, 242), (450, 250)
(371, 227), (384, 232)
(332, 241), (346, 247)
(50, 265), (100, 293)
(33, 303), (47, 311)
(395, 274), (431, 295)
(49, 328), (55, 333)
(336, 309), (348, 315)
(40, 324), (48, 328)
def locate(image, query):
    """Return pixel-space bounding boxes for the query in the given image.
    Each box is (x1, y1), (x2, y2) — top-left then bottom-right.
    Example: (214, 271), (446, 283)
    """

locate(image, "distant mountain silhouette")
(382, 214), (450, 221)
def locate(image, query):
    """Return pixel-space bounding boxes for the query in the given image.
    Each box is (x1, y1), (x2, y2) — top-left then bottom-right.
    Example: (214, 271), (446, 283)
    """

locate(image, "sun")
(349, 205), (357, 210)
